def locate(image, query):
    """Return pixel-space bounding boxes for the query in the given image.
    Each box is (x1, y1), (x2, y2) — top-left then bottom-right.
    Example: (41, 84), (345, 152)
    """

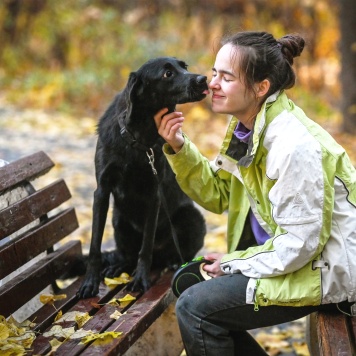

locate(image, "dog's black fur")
(78, 57), (207, 298)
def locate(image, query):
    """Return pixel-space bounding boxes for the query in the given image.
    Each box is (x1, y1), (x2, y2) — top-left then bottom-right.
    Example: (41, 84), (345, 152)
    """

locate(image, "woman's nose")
(209, 77), (219, 89)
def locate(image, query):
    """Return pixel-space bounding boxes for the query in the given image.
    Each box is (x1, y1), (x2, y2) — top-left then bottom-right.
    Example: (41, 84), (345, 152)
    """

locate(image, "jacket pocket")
(255, 259), (322, 307)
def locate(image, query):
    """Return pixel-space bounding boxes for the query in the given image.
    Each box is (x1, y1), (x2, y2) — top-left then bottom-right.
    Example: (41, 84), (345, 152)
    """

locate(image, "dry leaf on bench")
(39, 294), (67, 305)
(43, 325), (75, 339)
(104, 273), (132, 289)
(80, 331), (123, 345)
(54, 311), (92, 328)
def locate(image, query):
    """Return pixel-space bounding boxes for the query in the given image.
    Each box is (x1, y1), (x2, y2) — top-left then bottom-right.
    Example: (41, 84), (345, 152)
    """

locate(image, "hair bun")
(278, 34), (305, 65)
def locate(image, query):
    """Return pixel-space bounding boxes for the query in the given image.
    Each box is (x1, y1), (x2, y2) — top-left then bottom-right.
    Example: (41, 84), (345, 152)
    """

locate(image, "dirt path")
(0, 105), (99, 251)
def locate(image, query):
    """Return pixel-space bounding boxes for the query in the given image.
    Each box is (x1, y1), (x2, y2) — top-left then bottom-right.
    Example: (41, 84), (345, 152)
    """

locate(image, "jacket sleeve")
(221, 115), (328, 278)
(163, 135), (232, 214)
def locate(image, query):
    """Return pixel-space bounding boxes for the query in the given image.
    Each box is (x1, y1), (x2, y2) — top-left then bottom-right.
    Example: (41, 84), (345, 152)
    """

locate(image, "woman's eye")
(164, 70), (173, 78)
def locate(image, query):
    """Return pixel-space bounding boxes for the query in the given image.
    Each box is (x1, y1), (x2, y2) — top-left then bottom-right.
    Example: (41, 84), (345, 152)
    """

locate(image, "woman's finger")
(153, 108), (169, 129)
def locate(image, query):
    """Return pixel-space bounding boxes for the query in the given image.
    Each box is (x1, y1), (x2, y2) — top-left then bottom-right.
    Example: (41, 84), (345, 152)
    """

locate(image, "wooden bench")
(307, 309), (356, 355)
(0, 151), (183, 355)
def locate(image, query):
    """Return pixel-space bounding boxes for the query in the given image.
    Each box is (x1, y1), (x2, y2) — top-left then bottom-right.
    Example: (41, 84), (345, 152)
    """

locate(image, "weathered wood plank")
(347, 316), (356, 355)
(0, 151), (54, 193)
(41, 289), (142, 355)
(0, 207), (78, 279)
(29, 271), (163, 355)
(317, 311), (354, 356)
(28, 281), (131, 355)
(80, 271), (174, 356)
(0, 179), (71, 240)
(31, 278), (85, 332)
(0, 240), (82, 317)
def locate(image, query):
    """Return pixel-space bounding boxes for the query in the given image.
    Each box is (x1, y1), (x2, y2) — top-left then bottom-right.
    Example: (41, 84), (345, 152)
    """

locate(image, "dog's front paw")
(127, 274), (151, 292)
(77, 272), (101, 299)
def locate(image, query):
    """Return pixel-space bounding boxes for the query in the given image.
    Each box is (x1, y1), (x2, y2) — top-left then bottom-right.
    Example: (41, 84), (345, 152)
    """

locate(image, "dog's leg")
(78, 182), (111, 298)
(128, 193), (161, 292)
(101, 206), (134, 277)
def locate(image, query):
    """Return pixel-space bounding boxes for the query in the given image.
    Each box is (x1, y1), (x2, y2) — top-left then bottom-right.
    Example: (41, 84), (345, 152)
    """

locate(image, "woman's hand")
(154, 108), (185, 153)
(203, 253), (226, 278)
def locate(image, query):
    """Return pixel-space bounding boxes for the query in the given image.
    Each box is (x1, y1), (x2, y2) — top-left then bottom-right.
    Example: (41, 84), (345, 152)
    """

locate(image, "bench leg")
(124, 302), (184, 356)
(306, 313), (320, 356)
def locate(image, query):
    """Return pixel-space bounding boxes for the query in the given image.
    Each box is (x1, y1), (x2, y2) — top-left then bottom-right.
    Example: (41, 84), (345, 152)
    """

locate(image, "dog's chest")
(111, 154), (165, 199)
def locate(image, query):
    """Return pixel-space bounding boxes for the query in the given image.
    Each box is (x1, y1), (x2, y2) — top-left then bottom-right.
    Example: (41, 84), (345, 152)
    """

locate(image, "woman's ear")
(256, 79), (270, 98)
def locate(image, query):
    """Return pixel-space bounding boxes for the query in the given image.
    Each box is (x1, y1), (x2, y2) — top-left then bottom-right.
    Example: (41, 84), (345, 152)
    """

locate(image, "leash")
(118, 112), (185, 265)
(146, 148), (185, 265)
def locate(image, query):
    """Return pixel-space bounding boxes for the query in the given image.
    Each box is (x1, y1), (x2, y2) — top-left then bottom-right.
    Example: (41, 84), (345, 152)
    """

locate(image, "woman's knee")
(176, 283), (207, 321)
(176, 290), (196, 318)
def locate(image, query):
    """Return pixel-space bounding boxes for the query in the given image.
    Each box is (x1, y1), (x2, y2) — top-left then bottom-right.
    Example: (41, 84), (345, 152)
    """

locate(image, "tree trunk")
(340, 0), (356, 133)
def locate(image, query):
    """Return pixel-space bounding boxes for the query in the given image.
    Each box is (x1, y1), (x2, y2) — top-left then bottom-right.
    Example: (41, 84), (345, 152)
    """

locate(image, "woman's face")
(209, 43), (258, 128)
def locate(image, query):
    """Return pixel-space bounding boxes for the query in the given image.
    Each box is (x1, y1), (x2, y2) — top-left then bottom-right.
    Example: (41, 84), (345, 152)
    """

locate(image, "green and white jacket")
(164, 91), (356, 307)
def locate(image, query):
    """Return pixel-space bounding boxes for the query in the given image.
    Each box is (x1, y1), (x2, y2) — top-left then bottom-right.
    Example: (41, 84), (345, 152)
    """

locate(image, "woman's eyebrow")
(212, 67), (236, 77)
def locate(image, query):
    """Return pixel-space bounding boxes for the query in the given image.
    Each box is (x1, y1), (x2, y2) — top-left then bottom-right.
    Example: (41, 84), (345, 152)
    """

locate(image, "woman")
(154, 31), (356, 355)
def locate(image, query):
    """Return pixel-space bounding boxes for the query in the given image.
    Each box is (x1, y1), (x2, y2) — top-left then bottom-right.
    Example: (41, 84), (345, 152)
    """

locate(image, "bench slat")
(0, 207), (79, 279)
(0, 240), (82, 318)
(36, 289), (143, 355)
(317, 311), (355, 356)
(80, 271), (174, 356)
(31, 278), (85, 333)
(0, 179), (71, 240)
(0, 151), (54, 193)
(29, 271), (162, 355)
(29, 282), (134, 355)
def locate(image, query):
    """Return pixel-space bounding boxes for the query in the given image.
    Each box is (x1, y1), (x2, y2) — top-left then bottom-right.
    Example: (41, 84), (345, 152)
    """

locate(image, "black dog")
(78, 57), (208, 298)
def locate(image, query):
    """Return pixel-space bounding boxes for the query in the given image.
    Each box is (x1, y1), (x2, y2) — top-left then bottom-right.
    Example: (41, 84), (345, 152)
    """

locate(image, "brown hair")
(221, 31), (305, 97)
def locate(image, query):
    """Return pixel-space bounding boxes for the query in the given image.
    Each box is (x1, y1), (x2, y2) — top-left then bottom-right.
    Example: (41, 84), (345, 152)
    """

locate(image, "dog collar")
(118, 112), (150, 151)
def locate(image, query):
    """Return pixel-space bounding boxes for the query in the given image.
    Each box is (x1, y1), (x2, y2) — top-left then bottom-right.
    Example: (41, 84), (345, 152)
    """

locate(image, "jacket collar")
(216, 91), (282, 169)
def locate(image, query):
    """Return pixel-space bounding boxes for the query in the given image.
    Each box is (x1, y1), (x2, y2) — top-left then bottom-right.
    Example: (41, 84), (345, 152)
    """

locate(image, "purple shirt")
(233, 122), (270, 245)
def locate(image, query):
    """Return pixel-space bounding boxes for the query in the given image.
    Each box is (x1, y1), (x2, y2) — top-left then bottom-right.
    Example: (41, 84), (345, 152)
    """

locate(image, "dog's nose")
(196, 75), (207, 84)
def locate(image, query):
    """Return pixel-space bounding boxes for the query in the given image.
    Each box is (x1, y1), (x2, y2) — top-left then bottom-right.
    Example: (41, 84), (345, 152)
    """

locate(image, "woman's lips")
(212, 92), (224, 99)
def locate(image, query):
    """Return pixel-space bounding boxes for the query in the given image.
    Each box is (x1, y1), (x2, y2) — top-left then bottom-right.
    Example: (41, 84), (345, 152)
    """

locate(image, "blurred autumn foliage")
(0, 4), (351, 354)
(0, 0), (341, 121)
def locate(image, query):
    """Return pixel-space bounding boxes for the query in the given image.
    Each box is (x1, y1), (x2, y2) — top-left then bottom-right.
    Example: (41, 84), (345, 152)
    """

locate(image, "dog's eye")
(163, 70), (173, 78)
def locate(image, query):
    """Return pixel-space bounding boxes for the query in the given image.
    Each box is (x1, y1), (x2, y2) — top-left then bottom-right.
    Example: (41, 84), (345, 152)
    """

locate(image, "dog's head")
(126, 57), (209, 113)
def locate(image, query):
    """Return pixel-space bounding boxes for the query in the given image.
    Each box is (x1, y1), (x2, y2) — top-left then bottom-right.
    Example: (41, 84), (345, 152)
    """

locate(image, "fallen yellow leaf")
(118, 294), (136, 303)
(69, 329), (94, 340)
(54, 310), (63, 322)
(0, 323), (9, 341)
(0, 315), (36, 353)
(43, 325), (75, 339)
(118, 294), (136, 307)
(104, 273), (133, 289)
(0, 341), (26, 355)
(80, 331), (122, 345)
(109, 310), (123, 320)
(75, 312), (92, 328)
(39, 294), (67, 305)
(7, 332), (36, 348)
(49, 338), (63, 353)
(107, 298), (120, 306)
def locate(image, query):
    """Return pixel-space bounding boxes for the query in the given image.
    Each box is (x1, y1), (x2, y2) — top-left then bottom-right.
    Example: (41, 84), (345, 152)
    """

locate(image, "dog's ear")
(125, 72), (144, 119)
(126, 72), (144, 102)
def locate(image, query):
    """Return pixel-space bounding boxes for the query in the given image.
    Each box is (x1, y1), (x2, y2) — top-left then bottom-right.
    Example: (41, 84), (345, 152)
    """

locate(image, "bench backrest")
(0, 151), (81, 318)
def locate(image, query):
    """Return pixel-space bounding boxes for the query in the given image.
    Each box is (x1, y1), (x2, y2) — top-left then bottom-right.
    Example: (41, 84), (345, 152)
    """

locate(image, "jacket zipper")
(253, 279), (261, 311)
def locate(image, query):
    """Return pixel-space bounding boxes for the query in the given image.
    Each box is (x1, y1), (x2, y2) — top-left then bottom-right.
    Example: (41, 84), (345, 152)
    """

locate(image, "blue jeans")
(176, 273), (341, 356)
